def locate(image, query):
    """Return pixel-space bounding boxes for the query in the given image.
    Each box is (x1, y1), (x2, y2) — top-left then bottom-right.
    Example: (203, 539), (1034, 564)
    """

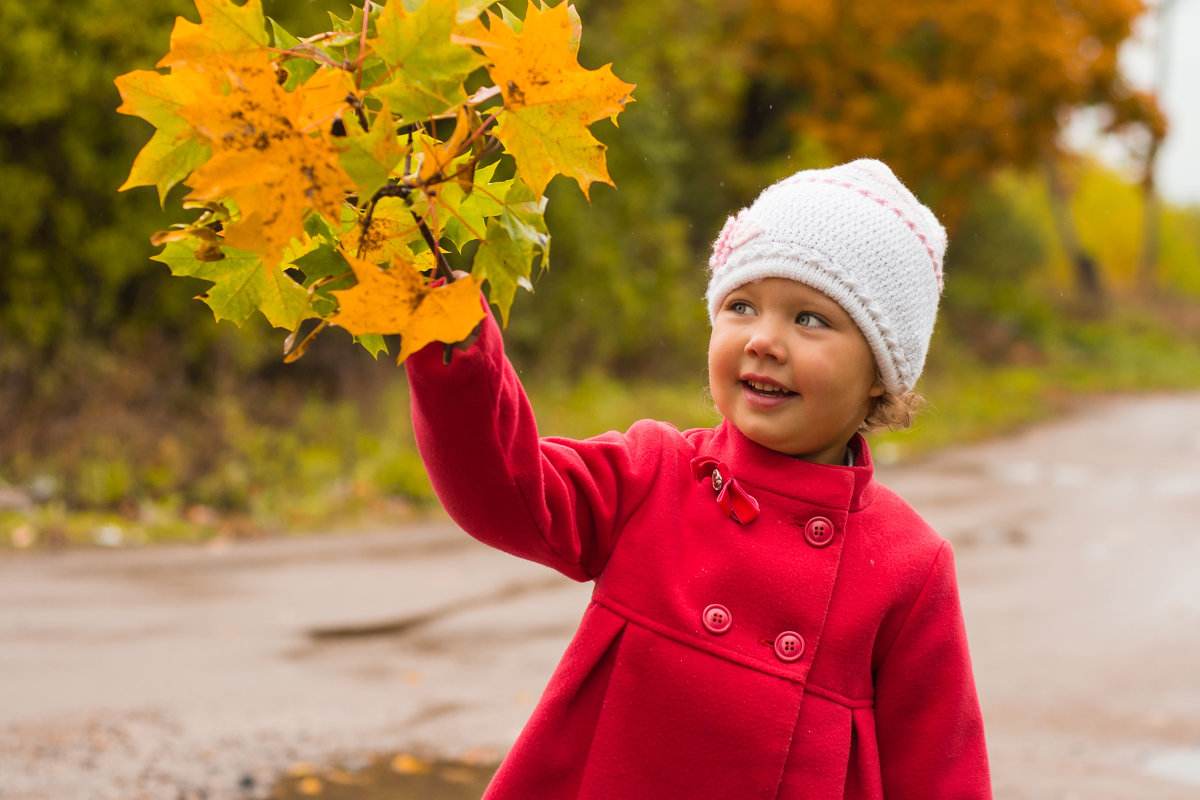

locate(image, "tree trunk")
(1137, 137), (1162, 296)
(1042, 153), (1104, 302)
(1139, 0), (1175, 296)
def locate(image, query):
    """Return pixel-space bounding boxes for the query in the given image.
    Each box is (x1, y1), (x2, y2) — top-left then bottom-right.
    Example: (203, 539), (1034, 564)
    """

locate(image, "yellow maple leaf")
(330, 251), (485, 363)
(178, 55), (354, 265)
(338, 197), (423, 264)
(472, 3), (635, 198)
(157, 0), (270, 70)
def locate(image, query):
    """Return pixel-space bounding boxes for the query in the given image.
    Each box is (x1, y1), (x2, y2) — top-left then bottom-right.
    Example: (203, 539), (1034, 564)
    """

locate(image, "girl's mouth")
(744, 379), (796, 398)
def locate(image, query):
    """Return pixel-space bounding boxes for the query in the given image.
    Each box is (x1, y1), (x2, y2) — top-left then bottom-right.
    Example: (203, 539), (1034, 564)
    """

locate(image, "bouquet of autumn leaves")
(116, 0), (634, 362)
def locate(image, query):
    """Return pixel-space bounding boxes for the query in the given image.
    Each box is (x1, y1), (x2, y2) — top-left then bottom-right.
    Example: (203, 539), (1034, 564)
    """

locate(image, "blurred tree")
(501, 0), (751, 378)
(736, 0), (1165, 298)
(1135, 0), (1176, 293)
(1, 1), (186, 356)
(1, 0), (1194, 516)
(0, 0), (1169, 413)
(1, 0), (203, 453)
(0, 0), (355, 458)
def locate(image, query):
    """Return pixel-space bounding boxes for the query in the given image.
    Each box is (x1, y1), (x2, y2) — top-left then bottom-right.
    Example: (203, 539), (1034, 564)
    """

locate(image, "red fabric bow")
(690, 456), (760, 525)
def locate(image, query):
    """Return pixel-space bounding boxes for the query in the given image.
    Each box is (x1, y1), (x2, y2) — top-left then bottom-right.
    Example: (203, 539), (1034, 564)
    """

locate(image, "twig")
(359, 182), (415, 254)
(412, 213), (456, 283)
(267, 44), (342, 70)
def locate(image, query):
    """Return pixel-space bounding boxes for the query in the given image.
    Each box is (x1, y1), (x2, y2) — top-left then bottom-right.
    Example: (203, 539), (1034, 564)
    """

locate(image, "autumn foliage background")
(3, 0), (1200, 545)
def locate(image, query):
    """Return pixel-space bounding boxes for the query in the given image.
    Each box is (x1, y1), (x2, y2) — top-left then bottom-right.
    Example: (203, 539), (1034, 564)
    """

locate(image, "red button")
(702, 604), (732, 635)
(774, 631), (805, 662)
(804, 516), (835, 548)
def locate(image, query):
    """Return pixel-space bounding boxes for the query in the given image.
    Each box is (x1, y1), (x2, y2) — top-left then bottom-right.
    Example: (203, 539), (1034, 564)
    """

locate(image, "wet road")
(2, 392), (1199, 799)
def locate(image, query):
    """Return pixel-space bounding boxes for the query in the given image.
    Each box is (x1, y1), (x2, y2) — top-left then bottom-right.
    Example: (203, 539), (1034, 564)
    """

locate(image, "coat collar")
(697, 421), (877, 512)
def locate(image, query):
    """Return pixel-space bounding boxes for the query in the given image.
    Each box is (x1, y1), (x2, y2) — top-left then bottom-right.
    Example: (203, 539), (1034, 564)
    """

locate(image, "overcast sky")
(1087, 0), (1200, 207)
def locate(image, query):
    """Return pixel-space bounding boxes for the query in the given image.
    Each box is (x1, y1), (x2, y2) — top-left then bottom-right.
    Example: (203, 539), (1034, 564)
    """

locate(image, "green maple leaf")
(338, 104), (407, 203)
(268, 19), (320, 91)
(353, 334), (390, 359)
(292, 241), (354, 317)
(329, 3), (376, 35)
(366, 0), (487, 122)
(472, 181), (549, 325)
(115, 69), (211, 203)
(457, 0), (503, 24)
(152, 240), (311, 329)
(502, 178), (551, 243)
(438, 160), (512, 252)
(122, 128), (211, 205)
(277, 234), (389, 357)
(497, 3), (523, 32)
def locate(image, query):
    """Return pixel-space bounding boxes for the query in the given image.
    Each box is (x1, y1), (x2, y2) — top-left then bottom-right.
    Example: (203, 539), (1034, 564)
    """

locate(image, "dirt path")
(3, 392), (1199, 799)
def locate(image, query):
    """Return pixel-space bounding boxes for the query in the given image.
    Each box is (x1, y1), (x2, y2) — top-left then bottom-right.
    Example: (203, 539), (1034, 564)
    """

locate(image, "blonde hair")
(860, 391), (926, 434)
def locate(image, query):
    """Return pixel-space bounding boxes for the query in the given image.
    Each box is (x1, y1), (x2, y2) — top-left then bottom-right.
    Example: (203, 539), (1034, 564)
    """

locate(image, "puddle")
(270, 754), (497, 800)
(1144, 748), (1200, 787)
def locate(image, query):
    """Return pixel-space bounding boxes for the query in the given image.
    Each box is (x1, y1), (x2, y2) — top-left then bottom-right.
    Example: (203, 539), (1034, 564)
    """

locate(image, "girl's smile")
(741, 374), (796, 406)
(708, 277), (884, 464)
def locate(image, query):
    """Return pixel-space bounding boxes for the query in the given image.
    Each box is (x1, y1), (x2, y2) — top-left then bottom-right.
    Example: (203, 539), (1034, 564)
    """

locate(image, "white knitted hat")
(706, 159), (946, 394)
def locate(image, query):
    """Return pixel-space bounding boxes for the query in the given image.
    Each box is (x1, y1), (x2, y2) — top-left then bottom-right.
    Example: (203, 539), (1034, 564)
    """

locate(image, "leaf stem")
(455, 110), (501, 161)
(284, 319), (329, 363)
(356, 1), (374, 89)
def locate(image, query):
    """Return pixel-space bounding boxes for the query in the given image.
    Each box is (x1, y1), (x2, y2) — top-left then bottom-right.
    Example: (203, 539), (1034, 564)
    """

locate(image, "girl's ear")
(869, 375), (886, 399)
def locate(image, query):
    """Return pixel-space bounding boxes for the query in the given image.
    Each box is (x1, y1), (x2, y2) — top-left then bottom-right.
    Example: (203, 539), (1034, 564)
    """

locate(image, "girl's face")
(707, 277), (884, 464)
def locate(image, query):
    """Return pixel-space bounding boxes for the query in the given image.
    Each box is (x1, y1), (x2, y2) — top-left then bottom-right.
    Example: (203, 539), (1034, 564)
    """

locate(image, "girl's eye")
(730, 300), (754, 315)
(796, 312), (828, 328)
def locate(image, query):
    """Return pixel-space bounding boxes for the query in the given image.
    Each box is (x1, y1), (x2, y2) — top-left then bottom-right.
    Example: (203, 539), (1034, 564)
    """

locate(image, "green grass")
(870, 305), (1200, 462)
(5, 298), (1200, 550)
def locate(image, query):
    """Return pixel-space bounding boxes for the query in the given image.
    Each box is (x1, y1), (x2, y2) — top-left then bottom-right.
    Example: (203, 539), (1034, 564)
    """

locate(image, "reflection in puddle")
(270, 754), (497, 800)
(1144, 748), (1200, 787)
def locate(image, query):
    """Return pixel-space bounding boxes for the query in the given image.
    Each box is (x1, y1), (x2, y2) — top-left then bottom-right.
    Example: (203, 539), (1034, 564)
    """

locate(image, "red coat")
(407, 312), (991, 799)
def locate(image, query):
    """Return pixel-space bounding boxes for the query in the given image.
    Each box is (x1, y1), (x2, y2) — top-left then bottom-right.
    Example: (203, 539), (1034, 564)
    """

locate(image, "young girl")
(406, 159), (992, 799)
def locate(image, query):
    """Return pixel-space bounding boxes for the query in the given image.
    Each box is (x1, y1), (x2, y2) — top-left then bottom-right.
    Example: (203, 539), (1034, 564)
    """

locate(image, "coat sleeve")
(405, 307), (665, 582)
(873, 541), (992, 799)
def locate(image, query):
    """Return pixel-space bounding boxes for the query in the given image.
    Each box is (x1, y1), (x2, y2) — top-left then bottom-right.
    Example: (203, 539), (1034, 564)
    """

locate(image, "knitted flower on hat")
(709, 209), (764, 272)
(705, 159), (946, 395)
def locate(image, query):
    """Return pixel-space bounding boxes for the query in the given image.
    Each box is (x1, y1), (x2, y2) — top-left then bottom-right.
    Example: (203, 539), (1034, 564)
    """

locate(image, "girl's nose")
(744, 320), (787, 362)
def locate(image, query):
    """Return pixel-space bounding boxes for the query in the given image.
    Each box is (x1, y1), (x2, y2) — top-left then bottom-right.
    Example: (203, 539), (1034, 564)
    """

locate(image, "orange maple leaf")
(178, 55), (354, 265)
(471, 3), (635, 198)
(295, 69), (360, 135)
(330, 251), (485, 363)
(157, 0), (270, 70)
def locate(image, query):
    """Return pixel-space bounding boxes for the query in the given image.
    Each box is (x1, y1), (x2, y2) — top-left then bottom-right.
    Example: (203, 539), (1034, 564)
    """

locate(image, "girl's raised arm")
(406, 305), (664, 581)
